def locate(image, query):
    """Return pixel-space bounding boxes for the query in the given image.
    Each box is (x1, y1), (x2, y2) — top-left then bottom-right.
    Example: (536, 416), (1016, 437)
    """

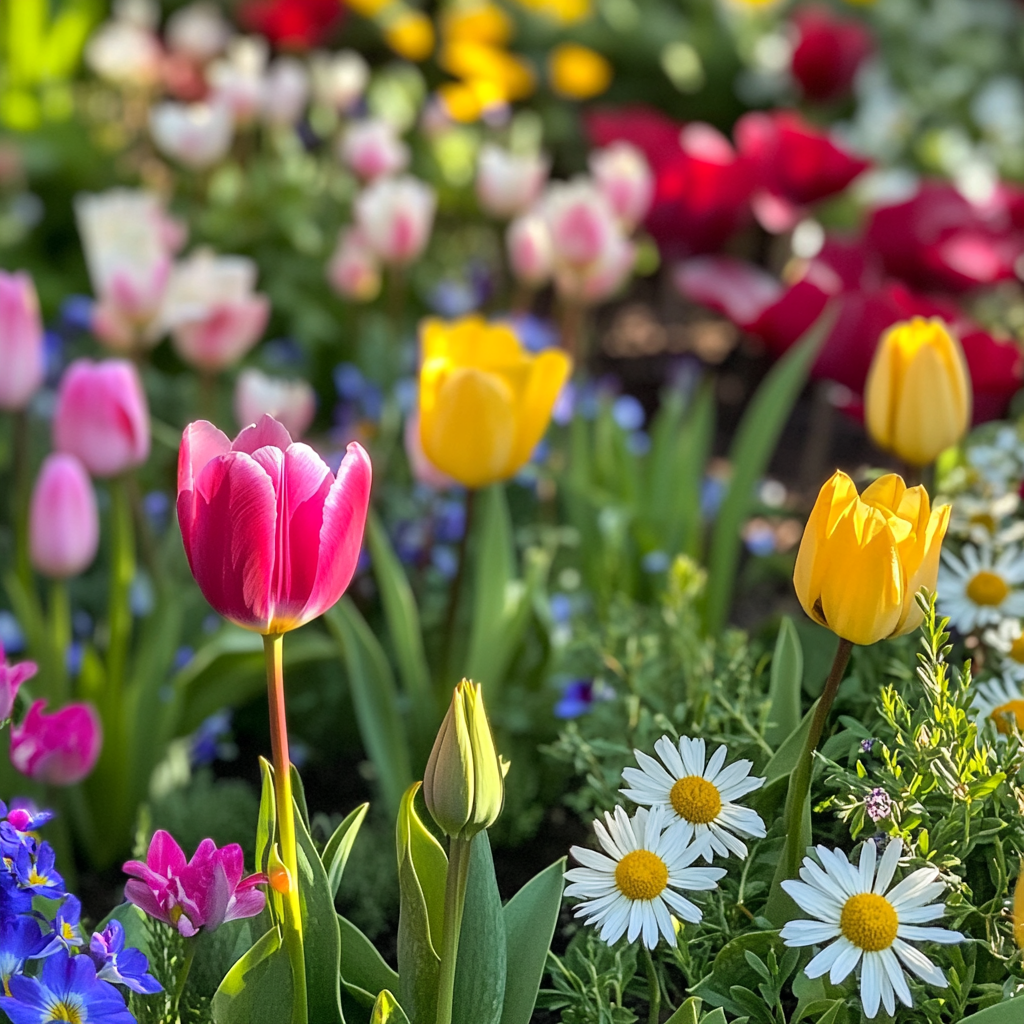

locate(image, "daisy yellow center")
(965, 570), (1010, 607)
(990, 699), (1024, 736)
(1008, 635), (1024, 664)
(614, 849), (669, 901)
(48, 1002), (83, 1023)
(840, 892), (898, 952)
(670, 775), (722, 824)
(969, 512), (997, 533)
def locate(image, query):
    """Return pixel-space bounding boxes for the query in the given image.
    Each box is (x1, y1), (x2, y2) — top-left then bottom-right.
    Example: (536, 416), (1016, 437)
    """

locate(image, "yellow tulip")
(865, 317), (971, 468)
(383, 10), (436, 61)
(442, 3), (514, 46)
(548, 44), (612, 100)
(418, 316), (572, 489)
(794, 471), (950, 646)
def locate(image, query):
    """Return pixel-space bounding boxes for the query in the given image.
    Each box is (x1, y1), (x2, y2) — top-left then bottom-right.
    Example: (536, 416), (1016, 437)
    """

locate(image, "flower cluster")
(0, 799), (159, 1024)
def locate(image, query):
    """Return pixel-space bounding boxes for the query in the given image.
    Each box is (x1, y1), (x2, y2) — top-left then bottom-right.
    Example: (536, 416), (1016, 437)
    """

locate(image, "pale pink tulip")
(327, 227), (381, 302)
(53, 359), (150, 478)
(177, 416), (371, 633)
(150, 100), (234, 169)
(589, 142), (654, 231)
(355, 176), (436, 266)
(553, 230), (635, 304)
(340, 119), (409, 181)
(160, 251), (269, 371)
(542, 180), (620, 268)
(475, 144), (549, 219)
(209, 37), (268, 124)
(263, 58), (310, 127)
(507, 213), (554, 287)
(234, 369), (316, 439)
(10, 700), (102, 786)
(310, 50), (369, 112)
(29, 454), (100, 579)
(0, 644), (36, 723)
(0, 270), (45, 410)
(166, 2), (231, 62)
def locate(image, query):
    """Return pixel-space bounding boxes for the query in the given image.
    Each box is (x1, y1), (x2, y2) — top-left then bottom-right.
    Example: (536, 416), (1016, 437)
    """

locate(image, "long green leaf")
(765, 617), (803, 749)
(371, 990), (411, 1024)
(339, 915), (400, 1005)
(324, 804), (369, 899)
(211, 926), (293, 1024)
(326, 600), (413, 816)
(500, 858), (564, 1024)
(958, 997), (1024, 1023)
(702, 311), (831, 635)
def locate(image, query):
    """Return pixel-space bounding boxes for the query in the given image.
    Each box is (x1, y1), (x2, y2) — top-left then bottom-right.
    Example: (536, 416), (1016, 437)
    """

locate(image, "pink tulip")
(262, 57), (310, 126)
(542, 180), (620, 268)
(0, 270), (45, 411)
(53, 360), (150, 478)
(340, 119), (409, 180)
(29, 454), (100, 579)
(10, 700), (102, 786)
(160, 251), (269, 371)
(589, 142), (654, 232)
(475, 144), (549, 219)
(123, 830), (266, 937)
(209, 37), (268, 124)
(355, 176), (436, 266)
(553, 231), (635, 305)
(0, 643), (36, 723)
(327, 227), (382, 302)
(507, 213), (554, 287)
(149, 100), (235, 170)
(177, 415), (371, 634)
(234, 369), (316, 439)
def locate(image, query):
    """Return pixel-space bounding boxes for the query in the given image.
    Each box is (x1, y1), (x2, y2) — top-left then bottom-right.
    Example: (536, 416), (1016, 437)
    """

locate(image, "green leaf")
(324, 804), (369, 900)
(326, 599), (413, 816)
(371, 990), (411, 1024)
(211, 926), (294, 1024)
(764, 780), (812, 927)
(339, 915), (400, 1005)
(766, 618), (803, 749)
(294, 798), (344, 1024)
(958, 997), (1024, 1023)
(500, 857), (564, 1024)
(702, 309), (830, 635)
(397, 783), (446, 1022)
(454, 833), (507, 1024)
(664, 996), (701, 1024)
(256, 758), (277, 880)
(366, 511), (436, 749)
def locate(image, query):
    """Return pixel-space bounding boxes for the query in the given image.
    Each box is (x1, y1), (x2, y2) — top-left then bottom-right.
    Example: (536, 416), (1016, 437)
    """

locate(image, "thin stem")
(559, 301), (586, 365)
(106, 476), (135, 692)
(442, 487), (476, 680)
(642, 946), (661, 1024)
(386, 266), (407, 373)
(435, 835), (473, 1024)
(12, 409), (31, 591)
(171, 939), (197, 1022)
(49, 581), (70, 703)
(782, 638), (854, 880)
(263, 633), (308, 1024)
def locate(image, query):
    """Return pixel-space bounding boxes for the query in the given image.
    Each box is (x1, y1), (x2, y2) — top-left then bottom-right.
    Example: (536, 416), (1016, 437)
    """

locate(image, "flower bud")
(507, 213), (553, 287)
(865, 317), (971, 468)
(0, 270), (45, 411)
(29, 454), (100, 579)
(340, 119), (409, 181)
(10, 700), (102, 786)
(355, 176), (436, 266)
(423, 680), (505, 840)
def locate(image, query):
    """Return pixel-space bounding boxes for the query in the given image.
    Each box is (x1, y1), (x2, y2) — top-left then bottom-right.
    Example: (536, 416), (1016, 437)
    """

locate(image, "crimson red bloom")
(240, 0), (343, 49)
(791, 5), (873, 103)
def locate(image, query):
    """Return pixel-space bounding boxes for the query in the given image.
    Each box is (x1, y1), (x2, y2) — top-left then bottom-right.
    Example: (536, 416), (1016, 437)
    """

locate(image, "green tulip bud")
(423, 680), (506, 840)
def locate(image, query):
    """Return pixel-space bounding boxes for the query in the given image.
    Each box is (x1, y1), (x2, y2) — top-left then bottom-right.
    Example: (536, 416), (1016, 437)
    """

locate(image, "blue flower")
(37, 896), (84, 957)
(89, 921), (161, 996)
(0, 873), (34, 923)
(554, 679), (614, 719)
(13, 843), (64, 899)
(0, 949), (135, 1023)
(0, 916), (46, 995)
(612, 394), (645, 432)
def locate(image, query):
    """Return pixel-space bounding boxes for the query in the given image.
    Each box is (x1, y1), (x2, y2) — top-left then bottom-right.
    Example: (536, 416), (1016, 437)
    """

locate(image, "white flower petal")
(570, 848), (618, 873)
(655, 735), (686, 779)
(704, 744), (728, 781)
(780, 880), (843, 922)
(881, 947), (913, 1007)
(660, 888), (701, 922)
(873, 838), (903, 895)
(896, 925), (964, 944)
(892, 939), (948, 987)
(860, 952), (882, 1019)
(859, 841), (877, 892)
(802, 938), (846, 977)
(780, 921), (841, 946)
(829, 938), (863, 984)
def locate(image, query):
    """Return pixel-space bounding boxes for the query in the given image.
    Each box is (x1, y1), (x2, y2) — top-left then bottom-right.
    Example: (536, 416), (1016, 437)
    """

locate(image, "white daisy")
(620, 736), (766, 861)
(565, 805), (726, 950)
(947, 493), (1024, 546)
(971, 675), (1024, 739)
(937, 544), (1024, 633)
(982, 618), (1024, 682)
(781, 839), (964, 1020)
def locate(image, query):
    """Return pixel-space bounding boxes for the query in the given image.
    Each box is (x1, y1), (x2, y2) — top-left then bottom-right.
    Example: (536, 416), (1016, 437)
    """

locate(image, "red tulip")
(239, 0), (343, 50)
(53, 359), (150, 478)
(791, 5), (873, 103)
(10, 700), (102, 786)
(177, 415), (371, 634)
(29, 454), (100, 579)
(735, 111), (870, 232)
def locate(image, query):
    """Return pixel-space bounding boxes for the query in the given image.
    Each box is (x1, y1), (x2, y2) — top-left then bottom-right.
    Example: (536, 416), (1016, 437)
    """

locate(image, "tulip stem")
(106, 477), (135, 691)
(782, 638), (853, 881)
(49, 581), (70, 703)
(263, 633), (307, 1024)
(170, 939), (197, 1022)
(642, 947), (661, 1024)
(12, 409), (31, 592)
(442, 487), (476, 679)
(436, 834), (472, 1024)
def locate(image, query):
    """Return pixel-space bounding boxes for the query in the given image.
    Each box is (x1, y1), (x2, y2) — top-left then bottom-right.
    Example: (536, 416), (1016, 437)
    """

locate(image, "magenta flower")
(123, 830), (266, 937)
(0, 644), (35, 723)
(176, 415), (371, 634)
(9, 701), (102, 785)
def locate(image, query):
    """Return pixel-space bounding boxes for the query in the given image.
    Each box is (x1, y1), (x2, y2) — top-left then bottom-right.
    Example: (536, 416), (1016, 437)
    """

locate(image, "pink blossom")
(355, 176), (436, 266)
(0, 644), (36, 723)
(327, 227), (381, 302)
(177, 415), (371, 634)
(506, 213), (554, 287)
(149, 101), (235, 170)
(0, 270), (45, 411)
(234, 369), (316, 439)
(123, 830), (266, 937)
(589, 142), (654, 232)
(340, 119), (409, 180)
(475, 144), (549, 219)
(53, 360), (150, 479)
(29, 454), (100, 579)
(10, 701), (102, 786)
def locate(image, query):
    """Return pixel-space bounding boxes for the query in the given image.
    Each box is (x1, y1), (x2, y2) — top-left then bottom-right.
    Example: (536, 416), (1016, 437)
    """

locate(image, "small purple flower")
(860, 738), (876, 754)
(13, 841), (64, 899)
(89, 920), (162, 995)
(0, 916), (46, 993)
(37, 896), (84, 957)
(554, 679), (614, 719)
(865, 787), (892, 823)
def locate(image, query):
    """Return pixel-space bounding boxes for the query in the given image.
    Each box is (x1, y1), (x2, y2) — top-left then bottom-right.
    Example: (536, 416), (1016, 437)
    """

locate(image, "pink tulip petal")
(216, 844), (245, 889)
(301, 442), (372, 623)
(148, 830), (188, 877)
(187, 452), (277, 630)
(178, 421), (232, 496)
(124, 880), (170, 924)
(232, 414), (293, 454)
(225, 888), (267, 923)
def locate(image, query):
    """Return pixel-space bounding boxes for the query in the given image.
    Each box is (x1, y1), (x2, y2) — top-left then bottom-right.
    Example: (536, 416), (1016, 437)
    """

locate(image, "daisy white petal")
(892, 939), (948, 986)
(860, 952), (882, 1018)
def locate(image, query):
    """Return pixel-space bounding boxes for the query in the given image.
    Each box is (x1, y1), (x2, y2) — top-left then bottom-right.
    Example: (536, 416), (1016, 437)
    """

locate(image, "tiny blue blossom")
(88, 921), (161, 996)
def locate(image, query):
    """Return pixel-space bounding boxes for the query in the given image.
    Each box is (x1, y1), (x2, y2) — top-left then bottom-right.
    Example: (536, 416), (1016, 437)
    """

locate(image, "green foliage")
(541, 931), (641, 1024)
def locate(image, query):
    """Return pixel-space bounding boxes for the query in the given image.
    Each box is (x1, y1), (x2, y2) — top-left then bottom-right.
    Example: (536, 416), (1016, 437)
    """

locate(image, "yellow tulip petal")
(505, 348), (573, 475)
(891, 343), (967, 465)
(893, 501), (951, 636)
(422, 366), (517, 488)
